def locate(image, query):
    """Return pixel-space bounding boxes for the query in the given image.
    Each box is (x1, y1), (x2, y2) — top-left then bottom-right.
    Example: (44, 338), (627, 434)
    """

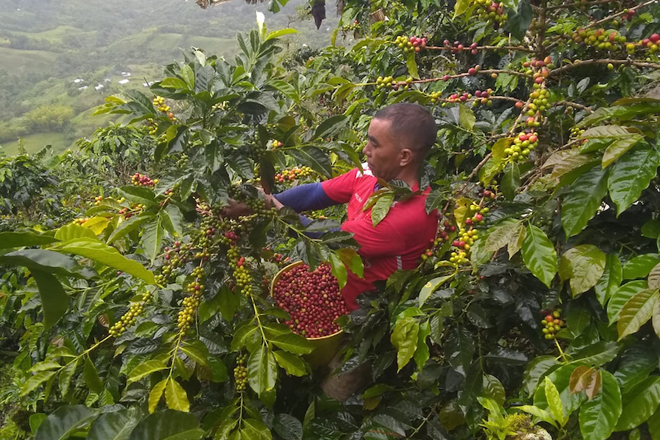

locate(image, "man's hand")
(221, 191), (284, 219)
(257, 188), (284, 210)
(220, 199), (252, 218)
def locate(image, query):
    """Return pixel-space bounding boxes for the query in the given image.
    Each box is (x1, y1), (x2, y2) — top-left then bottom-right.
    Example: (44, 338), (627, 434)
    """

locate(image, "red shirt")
(321, 165), (438, 310)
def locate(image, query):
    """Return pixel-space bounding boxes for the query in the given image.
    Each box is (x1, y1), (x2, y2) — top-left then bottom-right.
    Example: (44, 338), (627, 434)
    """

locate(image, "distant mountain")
(0, 0), (337, 154)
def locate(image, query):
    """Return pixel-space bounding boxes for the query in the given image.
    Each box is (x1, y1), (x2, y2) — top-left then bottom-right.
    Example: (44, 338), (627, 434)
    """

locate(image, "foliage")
(1, 0), (660, 439)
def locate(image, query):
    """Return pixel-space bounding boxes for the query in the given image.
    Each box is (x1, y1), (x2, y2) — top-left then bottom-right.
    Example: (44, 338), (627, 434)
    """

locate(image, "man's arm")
(272, 183), (338, 212)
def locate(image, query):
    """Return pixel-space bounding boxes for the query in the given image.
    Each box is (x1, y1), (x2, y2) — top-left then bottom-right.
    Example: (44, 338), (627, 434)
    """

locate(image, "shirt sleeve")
(321, 168), (359, 204)
(340, 215), (406, 258)
(273, 183), (337, 212)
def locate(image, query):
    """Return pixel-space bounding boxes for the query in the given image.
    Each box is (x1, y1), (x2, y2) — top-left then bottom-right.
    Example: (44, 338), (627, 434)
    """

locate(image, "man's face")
(362, 118), (403, 181)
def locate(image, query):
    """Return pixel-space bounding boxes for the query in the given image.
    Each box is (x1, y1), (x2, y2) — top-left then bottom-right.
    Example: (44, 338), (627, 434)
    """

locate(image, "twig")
(547, 0), (620, 10)
(585, 0), (656, 30)
(405, 69), (530, 85)
(549, 58), (660, 76)
(536, 0), (549, 56)
(551, 100), (593, 113)
(426, 45), (536, 53)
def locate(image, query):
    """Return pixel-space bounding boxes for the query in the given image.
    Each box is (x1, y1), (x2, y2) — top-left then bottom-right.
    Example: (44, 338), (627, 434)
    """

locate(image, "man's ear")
(399, 148), (413, 167)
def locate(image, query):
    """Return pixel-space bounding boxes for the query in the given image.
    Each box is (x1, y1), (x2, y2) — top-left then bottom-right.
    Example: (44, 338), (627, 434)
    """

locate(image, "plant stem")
(550, 58), (660, 76)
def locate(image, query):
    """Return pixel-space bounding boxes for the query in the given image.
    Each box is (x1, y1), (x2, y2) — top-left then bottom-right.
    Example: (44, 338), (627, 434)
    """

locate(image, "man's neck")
(393, 168), (420, 189)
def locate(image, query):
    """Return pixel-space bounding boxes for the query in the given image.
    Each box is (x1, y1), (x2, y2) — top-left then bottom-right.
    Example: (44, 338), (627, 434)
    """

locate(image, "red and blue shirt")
(321, 165), (438, 309)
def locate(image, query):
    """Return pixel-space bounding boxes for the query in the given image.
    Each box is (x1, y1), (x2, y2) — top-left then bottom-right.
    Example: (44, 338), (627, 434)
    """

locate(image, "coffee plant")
(1, 0), (660, 438)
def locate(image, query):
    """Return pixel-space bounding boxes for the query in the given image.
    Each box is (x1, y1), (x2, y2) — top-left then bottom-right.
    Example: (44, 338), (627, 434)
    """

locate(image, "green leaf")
(484, 219), (522, 253)
(22, 370), (58, 396)
(160, 77), (188, 90)
(418, 274), (454, 307)
(241, 419), (272, 440)
(336, 247), (364, 278)
(623, 254), (660, 280)
(615, 376), (660, 431)
(579, 371), (621, 440)
(558, 245), (606, 297)
(482, 374), (506, 406)
(580, 125), (633, 138)
(608, 281), (648, 324)
(117, 186), (157, 207)
(35, 405), (98, 440)
(413, 321), (431, 371)
(523, 356), (558, 396)
(562, 166), (608, 237)
(521, 225), (557, 287)
(614, 345), (658, 390)
(654, 302), (660, 341)
(83, 355), (104, 394)
(161, 205), (183, 237)
(0, 231), (59, 249)
(371, 192), (395, 227)
(534, 364), (585, 420)
(30, 414), (47, 434)
(391, 316), (419, 372)
(31, 270), (69, 331)
(648, 262), (660, 290)
(594, 254), (622, 307)
(602, 135), (643, 168)
(248, 346), (277, 395)
(288, 147), (332, 177)
(571, 341), (620, 367)
(313, 115), (348, 140)
(649, 406), (660, 440)
(265, 28), (298, 41)
(127, 409), (202, 440)
(273, 414), (301, 440)
(406, 51), (419, 79)
(55, 238), (155, 284)
(88, 408), (140, 440)
(0, 249), (78, 277)
(509, 226), (526, 258)
(501, 163), (520, 201)
(491, 138), (513, 160)
(617, 289), (660, 340)
(273, 351), (307, 377)
(454, 0), (469, 16)
(270, 334), (314, 355)
(269, 80), (299, 103)
(458, 104), (475, 131)
(55, 224), (97, 241)
(29, 361), (61, 373)
(544, 377), (565, 425)
(180, 341), (210, 367)
(128, 360), (168, 383)
(507, 0), (532, 41)
(107, 214), (155, 244)
(180, 65), (195, 90)
(165, 379), (190, 412)
(543, 149), (596, 179)
(329, 252), (348, 289)
(608, 147), (660, 215)
(514, 406), (558, 428)
(142, 216), (165, 264)
(148, 379), (167, 414)
(59, 359), (79, 397)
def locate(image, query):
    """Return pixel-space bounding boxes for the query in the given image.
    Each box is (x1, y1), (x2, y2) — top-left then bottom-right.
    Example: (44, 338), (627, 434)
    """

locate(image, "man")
(262, 103), (439, 309)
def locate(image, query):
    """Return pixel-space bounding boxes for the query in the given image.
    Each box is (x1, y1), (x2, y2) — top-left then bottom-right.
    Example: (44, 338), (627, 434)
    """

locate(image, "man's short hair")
(373, 103), (437, 160)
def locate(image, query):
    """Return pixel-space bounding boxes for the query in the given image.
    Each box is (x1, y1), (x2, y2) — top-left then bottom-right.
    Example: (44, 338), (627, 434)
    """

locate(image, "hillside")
(0, 0), (337, 155)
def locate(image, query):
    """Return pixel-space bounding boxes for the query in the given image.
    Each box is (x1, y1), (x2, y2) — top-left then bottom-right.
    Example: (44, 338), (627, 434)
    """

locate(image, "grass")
(0, 132), (70, 156)
(0, 47), (57, 75)
(10, 25), (93, 42)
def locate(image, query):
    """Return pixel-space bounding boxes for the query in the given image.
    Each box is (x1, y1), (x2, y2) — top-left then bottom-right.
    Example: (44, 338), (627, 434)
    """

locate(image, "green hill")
(0, 0), (336, 155)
